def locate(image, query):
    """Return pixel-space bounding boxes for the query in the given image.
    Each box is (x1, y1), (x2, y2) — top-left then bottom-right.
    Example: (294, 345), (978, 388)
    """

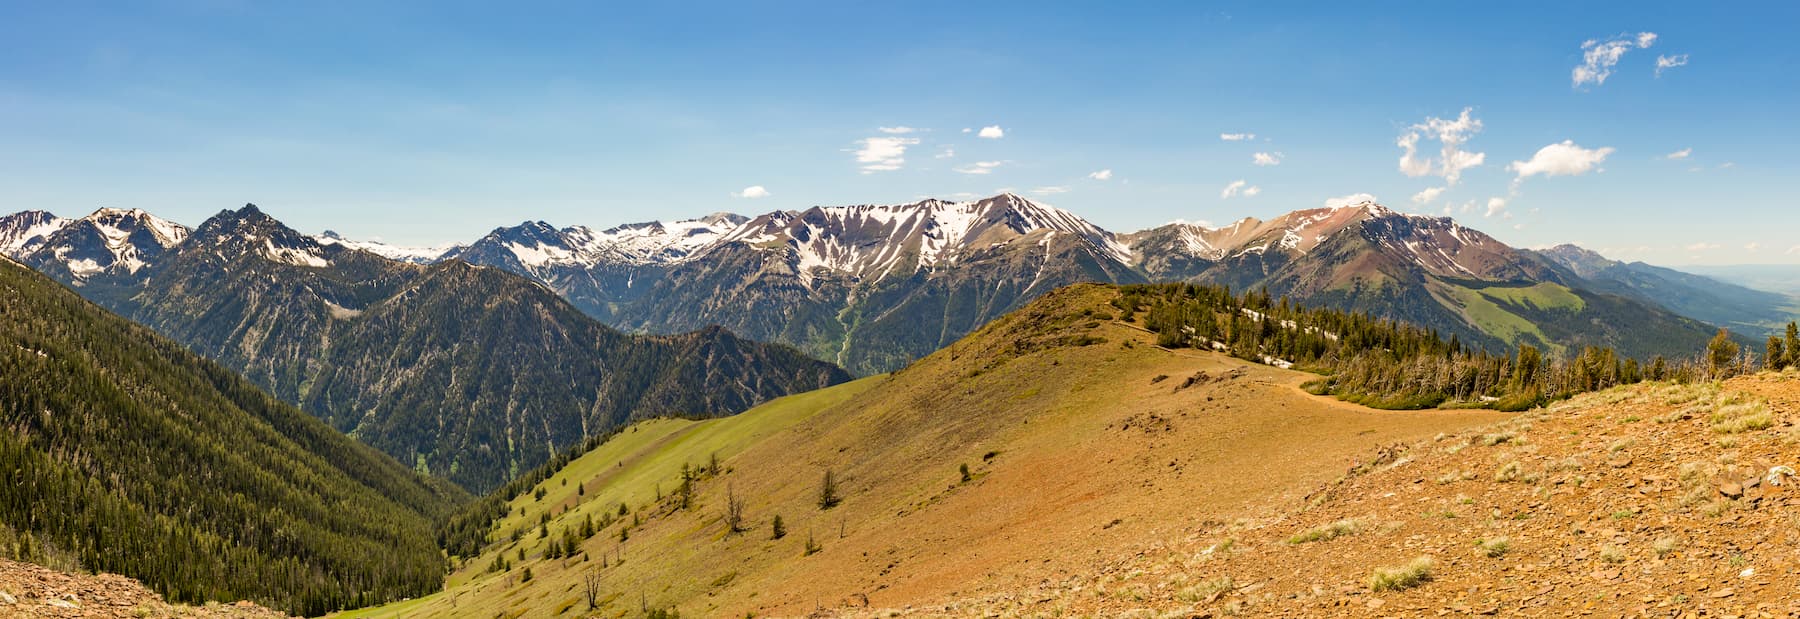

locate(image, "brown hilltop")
(873, 371), (1800, 617)
(335, 283), (1512, 618)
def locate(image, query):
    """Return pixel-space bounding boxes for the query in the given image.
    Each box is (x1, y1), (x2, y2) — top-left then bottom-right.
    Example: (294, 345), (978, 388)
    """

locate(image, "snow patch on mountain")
(0, 211), (71, 257)
(315, 231), (457, 264)
(721, 193), (1132, 286)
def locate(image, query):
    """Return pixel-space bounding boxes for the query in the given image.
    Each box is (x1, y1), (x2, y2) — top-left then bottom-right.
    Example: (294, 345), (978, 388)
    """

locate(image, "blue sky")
(1, 1), (1795, 264)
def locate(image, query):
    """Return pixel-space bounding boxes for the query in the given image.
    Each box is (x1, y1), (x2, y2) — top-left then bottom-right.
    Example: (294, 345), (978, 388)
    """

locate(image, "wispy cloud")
(1573, 32), (1657, 88)
(852, 136), (920, 173)
(731, 185), (770, 199)
(1397, 107), (1485, 186)
(1508, 140), (1615, 183)
(953, 160), (1004, 175)
(1030, 186), (1069, 196)
(1655, 54), (1689, 77)
(1221, 179), (1259, 199)
(935, 146), (955, 159)
(977, 125), (1004, 139)
(1220, 133), (1255, 141)
(1252, 152), (1283, 166)
(1664, 148), (1692, 160)
(876, 126), (919, 134)
(1324, 193), (1377, 209)
(1087, 169), (1113, 180)
(1411, 186), (1445, 204)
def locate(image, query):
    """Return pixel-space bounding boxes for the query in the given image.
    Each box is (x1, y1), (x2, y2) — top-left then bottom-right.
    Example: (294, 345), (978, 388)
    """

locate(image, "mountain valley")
(0, 205), (848, 493)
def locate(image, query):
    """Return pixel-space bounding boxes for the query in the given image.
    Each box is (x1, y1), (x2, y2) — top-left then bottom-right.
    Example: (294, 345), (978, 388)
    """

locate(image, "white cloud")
(953, 160), (1004, 175)
(1686, 242), (1720, 252)
(1573, 32), (1657, 88)
(1221, 179), (1260, 199)
(1396, 108), (1485, 186)
(961, 128), (972, 133)
(1087, 169), (1113, 180)
(1655, 54), (1689, 77)
(877, 126), (919, 134)
(731, 185), (771, 199)
(852, 136), (920, 173)
(1252, 152), (1283, 166)
(1664, 148), (1692, 160)
(1031, 186), (1070, 196)
(1411, 186), (1446, 205)
(1508, 140), (1615, 181)
(1220, 133), (1256, 141)
(1485, 197), (1507, 218)
(1746, 242), (1761, 252)
(977, 125), (1004, 139)
(935, 146), (955, 159)
(1788, 246), (1800, 255)
(1323, 193), (1378, 209)
(1718, 161), (1736, 169)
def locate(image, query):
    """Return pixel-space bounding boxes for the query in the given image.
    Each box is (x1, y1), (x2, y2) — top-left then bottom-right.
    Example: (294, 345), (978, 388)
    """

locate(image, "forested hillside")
(0, 256), (465, 616)
(43, 204), (850, 493)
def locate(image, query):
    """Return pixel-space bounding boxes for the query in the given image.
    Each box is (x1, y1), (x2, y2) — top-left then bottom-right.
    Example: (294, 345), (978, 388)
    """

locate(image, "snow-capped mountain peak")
(445, 212), (750, 271)
(315, 230), (459, 264)
(0, 210), (72, 257)
(189, 204), (334, 268)
(719, 193), (1132, 284)
(24, 207), (194, 278)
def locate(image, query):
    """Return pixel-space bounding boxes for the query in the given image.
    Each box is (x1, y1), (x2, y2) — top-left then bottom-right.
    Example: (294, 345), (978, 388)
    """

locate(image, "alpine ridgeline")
(0, 254), (463, 616)
(0, 205), (849, 493)
(426, 195), (1734, 371)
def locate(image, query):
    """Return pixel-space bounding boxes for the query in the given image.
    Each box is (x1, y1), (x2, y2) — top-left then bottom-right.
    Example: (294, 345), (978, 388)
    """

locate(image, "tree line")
(1119, 283), (1786, 411)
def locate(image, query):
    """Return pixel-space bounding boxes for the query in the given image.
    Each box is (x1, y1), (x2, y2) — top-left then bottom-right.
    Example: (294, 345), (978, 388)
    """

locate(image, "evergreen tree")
(1786, 321), (1799, 369)
(1708, 328), (1741, 378)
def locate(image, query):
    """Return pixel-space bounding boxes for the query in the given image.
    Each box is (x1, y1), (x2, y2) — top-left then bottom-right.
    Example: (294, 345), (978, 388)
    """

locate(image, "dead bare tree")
(583, 568), (603, 609)
(725, 483), (747, 534)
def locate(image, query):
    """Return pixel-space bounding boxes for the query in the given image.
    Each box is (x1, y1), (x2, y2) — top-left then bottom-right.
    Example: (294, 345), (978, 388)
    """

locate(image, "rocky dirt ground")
(0, 558), (293, 618)
(846, 372), (1800, 618)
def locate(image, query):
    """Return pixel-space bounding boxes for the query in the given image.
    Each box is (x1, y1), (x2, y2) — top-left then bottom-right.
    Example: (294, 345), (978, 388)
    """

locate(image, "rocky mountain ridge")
(4, 195), (1766, 372)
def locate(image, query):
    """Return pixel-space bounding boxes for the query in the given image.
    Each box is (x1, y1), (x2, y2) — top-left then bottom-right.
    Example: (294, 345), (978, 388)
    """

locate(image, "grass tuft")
(1476, 536), (1510, 558)
(1368, 556), (1434, 592)
(1286, 519), (1362, 544)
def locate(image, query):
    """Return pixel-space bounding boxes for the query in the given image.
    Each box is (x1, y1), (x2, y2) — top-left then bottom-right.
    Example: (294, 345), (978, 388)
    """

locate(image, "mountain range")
(0, 196), (1785, 374)
(11, 194), (1761, 370)
(6, 197), (1785, 379)
(0, 205), (848, 493)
